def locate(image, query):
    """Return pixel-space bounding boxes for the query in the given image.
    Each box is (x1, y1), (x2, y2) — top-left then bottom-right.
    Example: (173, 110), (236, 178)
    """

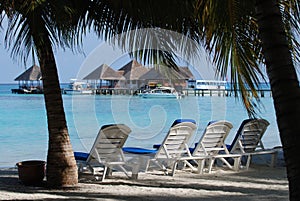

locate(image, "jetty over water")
(12, 60), (271, 98)
(67, 88), (272, 98)
(11, 65), (43, 94)
(182, 88), (272, 97)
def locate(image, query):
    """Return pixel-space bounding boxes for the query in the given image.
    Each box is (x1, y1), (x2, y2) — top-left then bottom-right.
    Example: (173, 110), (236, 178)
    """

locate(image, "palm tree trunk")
(256, 0), (300, 200)
(33, 31), (78, 187)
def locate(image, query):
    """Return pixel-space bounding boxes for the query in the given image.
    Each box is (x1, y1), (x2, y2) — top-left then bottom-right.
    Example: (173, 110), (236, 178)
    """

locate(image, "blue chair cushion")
(122, 147), (157, 154)
(74, 152), (89, 161)
(171, 119), (196, 127)
(153, 144), (161, 149)
(227, 119), (253, 152)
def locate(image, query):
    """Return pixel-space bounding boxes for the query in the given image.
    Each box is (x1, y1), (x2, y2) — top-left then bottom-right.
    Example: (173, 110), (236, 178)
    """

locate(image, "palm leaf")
(2, 0), (86, 64)
(86, 0), (200, 73)
(194, 0), (266, 116)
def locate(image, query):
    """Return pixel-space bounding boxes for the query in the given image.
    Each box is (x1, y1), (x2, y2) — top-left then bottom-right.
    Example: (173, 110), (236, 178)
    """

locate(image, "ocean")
(0, 84), (281, 167)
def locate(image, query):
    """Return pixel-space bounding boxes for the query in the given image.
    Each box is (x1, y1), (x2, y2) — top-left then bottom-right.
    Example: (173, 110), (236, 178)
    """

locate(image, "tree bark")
(256, 0), (300, 200)
(33, 31), (78, 187)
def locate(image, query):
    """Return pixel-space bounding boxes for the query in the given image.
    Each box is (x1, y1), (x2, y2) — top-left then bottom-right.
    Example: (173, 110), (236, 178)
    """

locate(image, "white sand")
(0, 164), (288, 201)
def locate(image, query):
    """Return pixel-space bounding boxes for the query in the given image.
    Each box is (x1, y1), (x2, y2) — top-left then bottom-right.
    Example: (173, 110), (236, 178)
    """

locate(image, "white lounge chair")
(187, 120), (241, 174)
(74, 124), (138, 181)
(145, 119), (198, 176)
(227, 119), (278, 169)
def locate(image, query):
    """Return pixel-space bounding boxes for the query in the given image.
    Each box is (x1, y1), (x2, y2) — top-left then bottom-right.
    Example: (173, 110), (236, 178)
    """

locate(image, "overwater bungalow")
(83, 64), (126, 90)
(117, 60), (149, 89)
(78, 60), (195, 95)
(138, 65), (194, 91)
(11, 65), (43, 94)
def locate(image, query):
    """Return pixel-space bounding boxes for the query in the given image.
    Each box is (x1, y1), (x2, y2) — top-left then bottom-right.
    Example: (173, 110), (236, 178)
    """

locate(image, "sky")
(0, 32), (102, 84)
(0, 30), (218, 84)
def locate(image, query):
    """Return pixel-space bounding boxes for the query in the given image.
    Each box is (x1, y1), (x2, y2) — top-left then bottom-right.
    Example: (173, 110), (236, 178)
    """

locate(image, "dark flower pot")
(16, 160), (46, 186)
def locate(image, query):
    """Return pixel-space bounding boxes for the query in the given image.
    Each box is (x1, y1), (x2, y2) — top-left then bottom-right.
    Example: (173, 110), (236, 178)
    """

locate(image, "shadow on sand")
(0, 166), (288, 201)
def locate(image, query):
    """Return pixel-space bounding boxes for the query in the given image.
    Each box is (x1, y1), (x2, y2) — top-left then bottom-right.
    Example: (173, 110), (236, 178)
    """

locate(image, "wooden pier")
(94, 88), (139, 95)
(182, 89), (272, 97)
(68, 88), (272, 98)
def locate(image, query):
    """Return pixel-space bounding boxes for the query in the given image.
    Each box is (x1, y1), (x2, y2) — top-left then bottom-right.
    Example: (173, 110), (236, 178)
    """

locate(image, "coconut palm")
(0, 0), (88, 187)
(2, 1), (300, 198)
(256, 1), (300, 199)
(0, 0), (194, 187)
(101, 1), (300, 199)
(192, 1), (300, 199)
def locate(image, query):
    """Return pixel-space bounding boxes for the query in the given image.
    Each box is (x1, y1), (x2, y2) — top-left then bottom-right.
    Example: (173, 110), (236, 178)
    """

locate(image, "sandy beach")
(0, 162), (288, 201)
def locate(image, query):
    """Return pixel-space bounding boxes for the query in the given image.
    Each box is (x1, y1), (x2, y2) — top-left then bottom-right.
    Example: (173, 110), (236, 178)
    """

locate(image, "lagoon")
(0, 84), (281, 167)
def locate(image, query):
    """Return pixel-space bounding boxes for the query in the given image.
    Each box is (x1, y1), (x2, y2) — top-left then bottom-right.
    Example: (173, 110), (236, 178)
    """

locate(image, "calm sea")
(0, 84), (281, 167)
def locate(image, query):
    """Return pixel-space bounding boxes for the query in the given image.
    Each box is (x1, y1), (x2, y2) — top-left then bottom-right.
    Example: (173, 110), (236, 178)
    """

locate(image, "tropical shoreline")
(0, 163), (288, 201)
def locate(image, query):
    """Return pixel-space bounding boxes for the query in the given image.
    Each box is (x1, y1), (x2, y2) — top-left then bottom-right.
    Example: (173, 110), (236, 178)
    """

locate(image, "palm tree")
(190, 1), (300, 199)
(1, 0), (178, 188)
(99, 1), (300, 199)
(0, 0), (84, 187)
(2, 1), (300, 198)
(0, 0), (146, 187)
(255, 1), (300, 199)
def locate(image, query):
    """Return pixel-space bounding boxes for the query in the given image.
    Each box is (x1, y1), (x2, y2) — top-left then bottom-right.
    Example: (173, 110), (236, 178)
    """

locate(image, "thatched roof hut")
(139, 68), (168, 80)
(14, 65), (42, 81)
(178, 67), (194, 79)
(12, 65), (43, 94)
(118, 60), (149, 80)
(139, 66), (194, 80)
(83, 64), (125, 80)
(138, 66), (194, 89)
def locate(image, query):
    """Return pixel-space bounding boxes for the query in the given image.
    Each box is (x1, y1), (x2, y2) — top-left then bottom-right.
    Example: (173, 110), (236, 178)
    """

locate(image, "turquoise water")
(0, 84), (281, 167)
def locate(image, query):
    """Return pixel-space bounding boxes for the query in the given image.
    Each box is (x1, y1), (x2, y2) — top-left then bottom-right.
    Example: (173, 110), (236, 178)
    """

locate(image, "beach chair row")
(74, 119), (278, 181)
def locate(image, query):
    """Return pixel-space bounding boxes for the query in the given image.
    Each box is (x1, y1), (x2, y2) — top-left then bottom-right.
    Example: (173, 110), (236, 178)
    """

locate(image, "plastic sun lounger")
(122, 119), (197, 155)
(123, 119), (199, 176)
(146, 119), (200, 176)
(227, 119), (278, 170)
(184, 120), (241, 174)
(74, 124), (139, 181)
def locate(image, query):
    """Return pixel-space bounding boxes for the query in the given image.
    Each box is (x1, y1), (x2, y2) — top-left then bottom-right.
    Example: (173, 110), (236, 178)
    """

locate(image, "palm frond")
(195, 0), (266, 116)
(5, 13), (33, 65)
(2, 0), (88, 65)
(279, 0), (300, 65)
(87, 0), (201, 71)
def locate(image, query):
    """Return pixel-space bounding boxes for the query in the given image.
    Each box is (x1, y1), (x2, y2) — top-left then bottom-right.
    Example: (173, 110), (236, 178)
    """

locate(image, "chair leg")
(145, 159), (151, 173)
(161, 163), (169, 175)
(145, 159), (169, 175)
(107, 167), (113, 176)
(245, 155), (251, 170)
(195, 159), (205, 174)
(87, 164), (94, 174)
(207, 158), (215, 173)
(118, 165), (130, 178)
(131, 163), (139, 180)
(170, 161), (178, 176)
(233, 157), (241, 171)
(102, 166), (108, 181)
(155, 160), (169, 175)
(184, 160), (198, 172)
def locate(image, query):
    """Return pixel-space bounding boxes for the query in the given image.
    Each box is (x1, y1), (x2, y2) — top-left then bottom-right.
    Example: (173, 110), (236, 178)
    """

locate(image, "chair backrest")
(192, 120), (233, 157)
(155, 120), (197, 159)
(228, 119), (270, 153)
(87, 124), (131, 164)
(171, 119), (197, 127)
